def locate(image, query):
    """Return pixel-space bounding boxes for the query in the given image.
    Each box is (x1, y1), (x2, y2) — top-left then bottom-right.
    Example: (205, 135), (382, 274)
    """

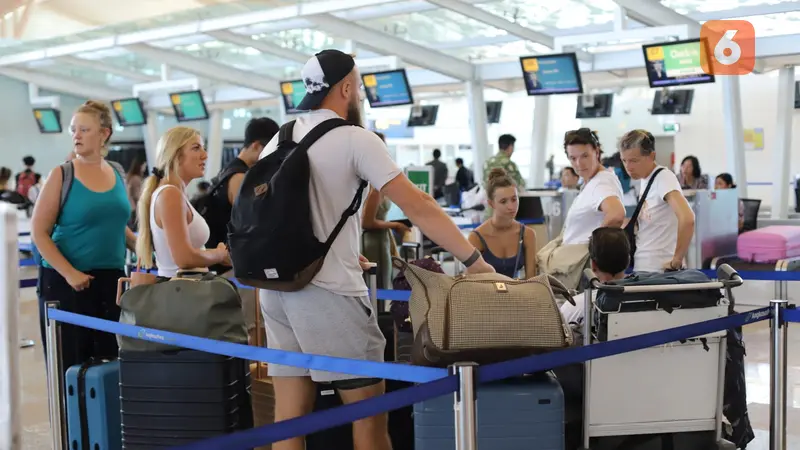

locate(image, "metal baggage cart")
(581, 264), (743, 450)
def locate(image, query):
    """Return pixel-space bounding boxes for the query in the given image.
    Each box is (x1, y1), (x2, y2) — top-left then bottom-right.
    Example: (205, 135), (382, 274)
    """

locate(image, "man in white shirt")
(618, 129), (695, 273)
(258, 49), (495, 450)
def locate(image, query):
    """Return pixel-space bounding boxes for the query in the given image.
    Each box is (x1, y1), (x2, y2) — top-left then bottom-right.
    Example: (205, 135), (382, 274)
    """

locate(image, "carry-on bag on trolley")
(579, 264), (744, 450)
(414, 372), (565, 450)
(737, 225), (800, 263)
(394, 256), (575, 367)
(65, 359), (122, 450)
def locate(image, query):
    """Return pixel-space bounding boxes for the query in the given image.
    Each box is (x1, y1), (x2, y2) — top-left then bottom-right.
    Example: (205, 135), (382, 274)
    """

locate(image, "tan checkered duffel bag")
(393, 257), (575, 367)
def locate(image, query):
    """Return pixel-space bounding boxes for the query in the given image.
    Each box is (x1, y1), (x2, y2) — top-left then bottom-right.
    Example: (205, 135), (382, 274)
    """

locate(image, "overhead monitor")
(651, 89), (694, 115)
(32, 108), (62, 134)
(169, 90), (209, 122)
(576, 93), (614, 119)
(280, 79), (306, 114)
(519, 53), (583, 96)
(486, 101), (502, 124)
(642, 38), (715, 88)
(361, 69), (413, 108)
(111, 98), (147, 126)
(407, 105), (438, 127)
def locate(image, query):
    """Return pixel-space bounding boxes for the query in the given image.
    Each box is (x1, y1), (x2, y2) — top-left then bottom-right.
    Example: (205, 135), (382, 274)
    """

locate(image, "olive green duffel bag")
(116, 271), (248, 352)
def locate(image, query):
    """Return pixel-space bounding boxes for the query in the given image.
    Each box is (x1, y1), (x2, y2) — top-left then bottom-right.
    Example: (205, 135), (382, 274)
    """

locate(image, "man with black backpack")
(228, 49), (494, 450)
(193, 117), (279, 343)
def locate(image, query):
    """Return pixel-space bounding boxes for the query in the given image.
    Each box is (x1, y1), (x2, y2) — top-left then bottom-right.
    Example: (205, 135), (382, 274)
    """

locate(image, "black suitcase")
(306, 379), (414, 450)
(305, 312), (413, 450)
(118, 349), (253, 449)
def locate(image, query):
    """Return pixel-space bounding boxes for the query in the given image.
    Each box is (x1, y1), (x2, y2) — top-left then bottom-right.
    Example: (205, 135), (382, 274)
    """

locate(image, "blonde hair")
(486, 167), (516, 200)
(135, 126), (201, 269)
(75, 100), (114, 156)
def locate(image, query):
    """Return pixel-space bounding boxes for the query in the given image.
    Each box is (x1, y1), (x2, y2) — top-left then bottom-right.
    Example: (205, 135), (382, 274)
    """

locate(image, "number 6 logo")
(701, 20), (756, 76)
(714, 30), (741, 66)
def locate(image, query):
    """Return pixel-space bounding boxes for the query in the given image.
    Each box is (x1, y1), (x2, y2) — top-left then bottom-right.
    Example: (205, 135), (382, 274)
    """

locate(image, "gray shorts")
(260, 284), (386, 382)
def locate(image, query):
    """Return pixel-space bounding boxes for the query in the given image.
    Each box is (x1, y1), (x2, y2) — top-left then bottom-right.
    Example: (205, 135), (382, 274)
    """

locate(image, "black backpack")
(228, 118), (367, 291)
(191, 163), (249, 250)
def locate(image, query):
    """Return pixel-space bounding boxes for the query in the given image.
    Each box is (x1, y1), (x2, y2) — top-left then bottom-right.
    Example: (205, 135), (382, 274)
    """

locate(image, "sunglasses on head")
(564, 128), (599, 146)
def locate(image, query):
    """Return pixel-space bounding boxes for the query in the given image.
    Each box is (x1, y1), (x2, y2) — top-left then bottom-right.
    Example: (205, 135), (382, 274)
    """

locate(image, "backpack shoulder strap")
(108, 161), (125, 179)
(207, 164), (248, 198)
(57, 161), (74, 221)
(277, 120), (296, 147)
(293, 118), (354, 154)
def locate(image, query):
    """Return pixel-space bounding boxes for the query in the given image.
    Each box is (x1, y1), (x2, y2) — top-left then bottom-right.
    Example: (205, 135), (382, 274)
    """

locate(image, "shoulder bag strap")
(626, 167), (664, 232)
(512, 222), (525, 279)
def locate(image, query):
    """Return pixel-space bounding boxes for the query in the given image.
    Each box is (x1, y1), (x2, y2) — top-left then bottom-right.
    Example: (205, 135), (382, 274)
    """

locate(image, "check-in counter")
(520, 189), (579, 243)
(624, 189), (739, 269)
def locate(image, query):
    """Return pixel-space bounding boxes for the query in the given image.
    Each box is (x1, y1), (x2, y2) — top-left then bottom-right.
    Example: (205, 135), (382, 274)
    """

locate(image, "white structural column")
(772, 66), (795, 219)
(721, 76), (747, 199)
(530, 96), (550, 188)
(143, 111), (160, 170)
(205, 109), (225, 178)
(465, 78), (490, 182)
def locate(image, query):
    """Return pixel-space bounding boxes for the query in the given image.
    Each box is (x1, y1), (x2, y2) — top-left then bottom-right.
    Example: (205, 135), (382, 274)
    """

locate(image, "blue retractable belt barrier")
(19, 258), (35, 267)
(46, 309), (447, 384)
(377, 289), (410, 302)
(782, 307), (800, 323)
(700, 269), (800, 282)
(46, 304), (773, 450)
(479, 307), (771, 383)
(174, 376), (460, 450)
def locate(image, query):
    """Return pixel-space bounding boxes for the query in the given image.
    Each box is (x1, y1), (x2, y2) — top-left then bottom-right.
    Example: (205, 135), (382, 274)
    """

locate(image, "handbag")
(393, 256), (575, 367)
(624, 168), (664, 269)
(116, 271), (248, 352)
(536, 230), (590, 294)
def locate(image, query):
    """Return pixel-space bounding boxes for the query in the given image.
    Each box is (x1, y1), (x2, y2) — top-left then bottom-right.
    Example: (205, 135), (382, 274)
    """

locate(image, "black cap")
(295, 49), (356, 111)
(244, 117), (279, 147)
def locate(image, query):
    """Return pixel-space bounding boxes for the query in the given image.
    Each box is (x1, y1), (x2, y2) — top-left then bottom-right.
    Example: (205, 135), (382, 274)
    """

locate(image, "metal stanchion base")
(19, 338), (34, 348)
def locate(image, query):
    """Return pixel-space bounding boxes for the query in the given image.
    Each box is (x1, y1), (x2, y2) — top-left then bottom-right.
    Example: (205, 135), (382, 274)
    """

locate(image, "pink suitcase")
(737, 226), (800, 263)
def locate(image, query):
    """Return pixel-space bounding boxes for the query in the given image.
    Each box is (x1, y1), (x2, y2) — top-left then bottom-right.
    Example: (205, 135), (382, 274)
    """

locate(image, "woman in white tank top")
(135, 127), (230, 277)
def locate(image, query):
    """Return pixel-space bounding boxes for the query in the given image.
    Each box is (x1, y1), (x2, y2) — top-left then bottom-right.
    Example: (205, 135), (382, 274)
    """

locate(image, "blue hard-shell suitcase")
(66, 359), (122, 450)
(414, 372), (565, 450)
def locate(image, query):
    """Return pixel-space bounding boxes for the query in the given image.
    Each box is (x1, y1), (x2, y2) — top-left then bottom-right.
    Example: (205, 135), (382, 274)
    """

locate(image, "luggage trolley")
(710, 254), (800, 300)
(580, 265), (743, 449)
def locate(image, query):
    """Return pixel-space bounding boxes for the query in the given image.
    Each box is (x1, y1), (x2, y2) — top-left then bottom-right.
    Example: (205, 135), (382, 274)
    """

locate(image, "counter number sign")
(700, 20), (755, 75)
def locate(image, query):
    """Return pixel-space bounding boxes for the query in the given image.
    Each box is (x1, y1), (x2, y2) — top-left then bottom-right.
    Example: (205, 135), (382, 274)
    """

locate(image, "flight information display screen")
(519, 53), (583, 96)
(111, 98), (147, 126)
(33, 108), (62, 133)
(169, 90), (209, 122)
(280, 80), (306, 114)
(362, 69), (414, 108)
(642, 38), (715, 88)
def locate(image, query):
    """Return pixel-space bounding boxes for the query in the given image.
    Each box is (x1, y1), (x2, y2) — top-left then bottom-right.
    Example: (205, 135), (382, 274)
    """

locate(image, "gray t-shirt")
(259, 109), (402, 297)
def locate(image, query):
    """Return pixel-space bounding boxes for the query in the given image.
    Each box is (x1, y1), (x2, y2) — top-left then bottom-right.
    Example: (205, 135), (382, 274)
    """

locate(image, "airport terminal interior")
(3, 0), (800, 449)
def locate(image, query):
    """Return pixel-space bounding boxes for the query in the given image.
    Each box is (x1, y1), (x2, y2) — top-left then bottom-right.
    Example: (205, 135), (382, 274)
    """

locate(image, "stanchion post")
(770, 299), (788, 450)
(450, 362), (478, 450)
(45, 302), (66, 450)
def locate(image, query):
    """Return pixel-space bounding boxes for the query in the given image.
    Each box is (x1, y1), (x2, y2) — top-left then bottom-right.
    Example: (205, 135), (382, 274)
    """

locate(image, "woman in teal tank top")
(31, 101), (136, 374)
